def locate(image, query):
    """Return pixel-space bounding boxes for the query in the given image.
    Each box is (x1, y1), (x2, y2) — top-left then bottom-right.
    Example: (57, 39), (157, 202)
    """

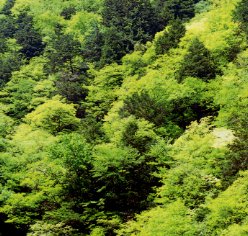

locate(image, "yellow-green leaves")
(117, 201), (196, 236)
(203, 171), (248, 235)
(65, 11), (101, 43)
(25, 98), (80, 134)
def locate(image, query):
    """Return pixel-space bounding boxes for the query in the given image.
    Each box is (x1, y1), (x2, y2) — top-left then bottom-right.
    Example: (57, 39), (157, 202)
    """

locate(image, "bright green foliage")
(84, 64), (124, 121)
(0, 0), (248, 235)
(1, 57), (52, 118)
(0, 112), (14, 137)
(0, 112), (14, 151)
(28, 222), (80, 236)
(117, 201), (197, 235)
(121, 50), (147, 77)
(65, 11), (101, 43)
(220, 223), (248, 236)
(201, 171), (248, 235)
(213, 49), (248, 181)
(157, 119), (227, 208)
(25, 98), (80, 134)
(0, 124), (60, 228)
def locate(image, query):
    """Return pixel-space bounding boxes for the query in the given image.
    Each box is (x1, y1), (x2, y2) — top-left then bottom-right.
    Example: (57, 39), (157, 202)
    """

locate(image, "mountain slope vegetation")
(0, 0), (248, 235)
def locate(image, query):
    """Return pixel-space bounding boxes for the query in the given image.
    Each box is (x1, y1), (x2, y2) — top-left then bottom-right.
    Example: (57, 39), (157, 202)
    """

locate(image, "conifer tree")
(155, 19), (186, 55)
(235, 0), (248, 37)
(101, 0), (157, 64)
(178, 38), (217, 82)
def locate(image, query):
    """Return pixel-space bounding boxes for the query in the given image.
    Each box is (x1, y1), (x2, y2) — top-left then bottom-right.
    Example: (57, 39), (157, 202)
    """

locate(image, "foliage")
(14, 12), (45, 59)
(235, 0), (248, 37)
(28, 222), (80, 236)
(154, 19), (186, 55)
(178, 38), (217, 82)
(0, 0), (248, 235)
(25, 98), (80, 134)
(100, 0), (158, 64)
(201, 171), (248, 235)
(117, 201), (197, 235)
(157, 119), (227, 208)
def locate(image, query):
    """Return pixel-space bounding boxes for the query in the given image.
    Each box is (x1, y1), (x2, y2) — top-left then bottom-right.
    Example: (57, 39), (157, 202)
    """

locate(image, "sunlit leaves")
(25, 98), (80, 134)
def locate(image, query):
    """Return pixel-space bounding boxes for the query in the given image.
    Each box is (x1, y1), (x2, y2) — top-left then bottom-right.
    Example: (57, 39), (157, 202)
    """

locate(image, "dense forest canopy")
(0, 0), (248, 235)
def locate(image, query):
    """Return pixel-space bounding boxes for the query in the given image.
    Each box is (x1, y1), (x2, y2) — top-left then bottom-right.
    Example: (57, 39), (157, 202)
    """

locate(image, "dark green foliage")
(222, 102), (248, 182)
(100, 26), (130, 65)
(153, 0), (200, 28)
(170, 99), (218, 129)
(0, 52), (23, 86)
(93, 144), (159, 216)
(0, 0), (15, 15)
(0, 14), (24, 85)
(178, 38), (217, 82)
(155, 19), (186, 55)
(60, 7), (76, 20)
(0, 217), (26, 236)
(14, 13), (45, 59)
(82, 25), (104, 64)
(55, 73), (88, 104)
(50, 134), (94, 202)
(45, 134), (100, 232)
(234, 0), (248, 37)
(0, 39), (7, 53)
(102, 0), (157, 39)
(45, 27), (82, 73)
(120, 90), (217, 134)
(0, 17), (16, 38)
(101, 0), (157, 64)
(120, 91), (168, 127)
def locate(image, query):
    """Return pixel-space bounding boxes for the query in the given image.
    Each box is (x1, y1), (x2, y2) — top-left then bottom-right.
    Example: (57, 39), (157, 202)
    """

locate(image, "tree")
(82, 25), (104, 64)
(235, 0), (248, 37)
(1, 57), (51, 118)
(0, 0), (15, 15)
(120, 91), (168, 126)
(117, 201), (197, 236)
(0, 50), (23, 86)
(14, 12), (45, 60)
(100, 0), (157, 64)
(55, 72), (87, 105)
(154, 19), (186, 55)
(25, 98), (80, 134)
(178, 38), (217, 82)
(92, 143), (158, 215)
(45, 25), (82, 73)
(153, 0), (200, 28)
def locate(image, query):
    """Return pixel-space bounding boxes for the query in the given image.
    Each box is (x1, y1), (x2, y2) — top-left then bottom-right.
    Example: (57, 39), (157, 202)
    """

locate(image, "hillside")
(0, 0), (248, 235)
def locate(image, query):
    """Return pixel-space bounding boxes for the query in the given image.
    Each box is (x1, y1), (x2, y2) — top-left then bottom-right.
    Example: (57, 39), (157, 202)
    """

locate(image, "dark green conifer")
(155, 19), (186, 55)
(178, 38), (217, 82)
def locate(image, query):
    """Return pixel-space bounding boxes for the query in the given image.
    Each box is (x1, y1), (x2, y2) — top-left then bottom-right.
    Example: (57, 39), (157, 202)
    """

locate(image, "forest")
(0, 0), (248, 235)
